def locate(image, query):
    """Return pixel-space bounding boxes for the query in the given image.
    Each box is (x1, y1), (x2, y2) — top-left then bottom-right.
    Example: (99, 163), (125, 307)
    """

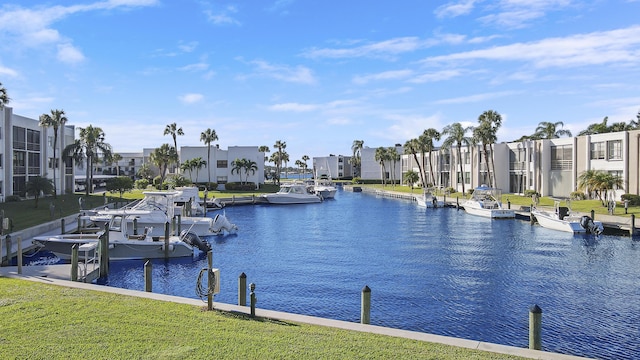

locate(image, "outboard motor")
(180, 230), (212, 252)
(580, 216), (604, 235)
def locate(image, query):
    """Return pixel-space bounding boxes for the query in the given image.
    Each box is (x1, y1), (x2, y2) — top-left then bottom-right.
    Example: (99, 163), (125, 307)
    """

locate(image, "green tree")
(200, 128), (218, 188)
(442, 123), (472, 194)
(137, 163), (153, 181)
(232, 158), (258, 185)
(39, 109), (68, 198)
(578, 117), (608, 136)
(106, 176), (134, 198)
(403, 170), (419, 192)
(150, 144), (178, 188)
(192, 157), (206, 183)
(164, 123), (184, 167)
(301, 155), (310, 175)
(387, 146), (400, 187)
(534, 121), (572, 139)
(26, 176), (54, 208)
(180, 158), (195, 182)
(63, 125), (112, 196)
(420, 128), (440, 187)
(578, 170), (624, 206)
(0, 82), (9, 109)
(351, 140), (364, 177)
(374, 147), (389, 186)
(474, 110), (502, 188)
(274, 140), (286, 185)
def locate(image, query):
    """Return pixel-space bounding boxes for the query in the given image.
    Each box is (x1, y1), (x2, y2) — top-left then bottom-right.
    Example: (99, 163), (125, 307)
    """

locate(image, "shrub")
(351, 177), (361, 184)
(224, 182), (255, 191)
(135, 179), (149, 190)
(570, 191), (586, 200)
(5, 195), (21, 202)
(621, 194), (640, 206)
(524, 189), (540, 197)
(166, 174), (191, 188)
(444, 187), (456, 195)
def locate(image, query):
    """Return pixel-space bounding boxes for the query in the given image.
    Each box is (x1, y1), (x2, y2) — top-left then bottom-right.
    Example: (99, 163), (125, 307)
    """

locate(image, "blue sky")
(1, 0), (640, 162)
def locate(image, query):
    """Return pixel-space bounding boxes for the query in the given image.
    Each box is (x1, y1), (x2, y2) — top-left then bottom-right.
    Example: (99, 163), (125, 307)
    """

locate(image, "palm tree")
(476, 110), (502, 188)
(534, 121), (572, 139)
(193, 157), (206, 183)
(274, 140), (286, 185)
(150, 144), (178, 188)
(420, 128), (440, 187)
(578, 117), (608, 136)
(0, 82), (9, 109)
(387, 146), (400, 187)
(63, 125), (112, 196)
(164, 123), (184, 168)
(301, 155), (310, 175)
(578, 170), (624, 206)
(295, 159), (304, 175)
(404, 138), (425, 187)
(200, 128), (218, 188)
(111, 153), (123, 176)
(180, 158), (195, 182)
(281, 151), (290, 179)
(374, 147), (388, 186)
(231, 158), (247, 185)
(441, 123), (472, 194)
(259, 145), (270, 179)
(26, 176), (54, 208)
(403, 170), (419, 192)
(137, 163), (153, 181)
(39, 109), (68, 198)
(351, 140), (364, 177)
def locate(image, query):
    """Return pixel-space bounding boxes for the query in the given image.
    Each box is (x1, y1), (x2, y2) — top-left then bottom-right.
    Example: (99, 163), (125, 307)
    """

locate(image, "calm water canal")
(102, 188), (640, 360)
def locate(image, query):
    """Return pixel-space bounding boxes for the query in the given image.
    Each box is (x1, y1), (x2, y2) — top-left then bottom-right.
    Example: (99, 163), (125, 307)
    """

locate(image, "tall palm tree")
(441, 123), (472, 194)
(63, 125), (112, 196)
(258, 145), (270, 178)
(200, 128), (218, 188)
(231, 158), (248, 185)
(241, 158), (258, 184)
(387, 146), (400, 187)
(111, 153), (123, 176)
(39, 109), (68, 198)
(374, 147), (389, 186)
(475, 110), (502, 188)
(301, 155), (310, 175)
(578, 170), (624, 205)
(274, 140), (286, 185)
(534, 121), (572, 139)
(404, 138), (425, 187)
(150, 144), (178, 188)
(0, 82), (9, 109)
(164, 123), (184, 168)
(180, 158), (195, 182)
(193, 157), (206, 183)
(578, 117), (609, 136)
(420, 128), (441, 187)
(137, 163), (153, 181)
(351, 140), (364, 177)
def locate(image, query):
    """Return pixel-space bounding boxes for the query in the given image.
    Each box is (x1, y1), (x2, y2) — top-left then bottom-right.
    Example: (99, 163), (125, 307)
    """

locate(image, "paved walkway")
(0, 266), (592, 360)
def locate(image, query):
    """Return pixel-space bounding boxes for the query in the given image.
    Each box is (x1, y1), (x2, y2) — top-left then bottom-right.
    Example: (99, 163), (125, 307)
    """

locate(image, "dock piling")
(250, 283), (257, 317)
(164, 222), (170, 259)
(529, 304), (542, 350)
(3, 234), (11, 266)
(239, 272), (247, 306)
(71, 244), (79, 281)
(631, 214), (636, 236)
(361, 285), (371, 325)
(17, 235), (22, 274)
(144, 260), (152, 292)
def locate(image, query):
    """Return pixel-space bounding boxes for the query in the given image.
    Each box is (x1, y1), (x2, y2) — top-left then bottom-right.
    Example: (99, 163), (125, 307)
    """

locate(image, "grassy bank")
(0, 278), (524, 360)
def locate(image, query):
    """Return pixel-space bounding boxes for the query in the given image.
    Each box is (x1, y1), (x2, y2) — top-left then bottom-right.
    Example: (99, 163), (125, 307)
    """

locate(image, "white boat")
(261, 183), (323, 204)
(32, 214), (207, 260)
(415, 189), (444, 208)
(463, 185), (515, 219)
(313, 177), (337, 199)
(90, 191), (237, 237)
(531, 201), (604, 235)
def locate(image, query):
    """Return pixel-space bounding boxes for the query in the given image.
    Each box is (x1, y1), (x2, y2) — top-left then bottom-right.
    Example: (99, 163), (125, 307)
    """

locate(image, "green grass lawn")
(0, 278), (525, 360)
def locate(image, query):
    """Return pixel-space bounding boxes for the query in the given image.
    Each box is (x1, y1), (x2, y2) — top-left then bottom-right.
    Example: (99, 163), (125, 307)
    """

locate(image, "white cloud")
(352, 70), (414, 85)
(268, 102), (319, 112)
(57, 43), (85, 64)
(434, 0), (478, 18)
(409, 69), (463, 83)
(179, 93), (204, 104)
(179, 63), (209, 72)
(0, 66), (19, 77)
(433, 91), (518, 105)
(303, 37), (430, 60)
(422, 26), (640, 69)
(205, 6), (241, 26)
(241, 59), (316, 84)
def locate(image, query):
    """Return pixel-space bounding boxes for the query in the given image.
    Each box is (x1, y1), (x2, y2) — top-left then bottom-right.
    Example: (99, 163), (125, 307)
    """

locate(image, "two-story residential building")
(1, 106), (75, 200)
(312, 154), (353, 180)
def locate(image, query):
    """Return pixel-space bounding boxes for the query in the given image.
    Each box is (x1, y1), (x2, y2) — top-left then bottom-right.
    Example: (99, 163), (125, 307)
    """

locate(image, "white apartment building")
(312, 154), (352, 179)
(1, 107), (75, 200)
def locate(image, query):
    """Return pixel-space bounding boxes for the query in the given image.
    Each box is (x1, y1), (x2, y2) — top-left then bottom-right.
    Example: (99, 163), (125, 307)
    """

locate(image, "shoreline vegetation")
(0, 182), (636, 233)
(0, 277), (527, 359)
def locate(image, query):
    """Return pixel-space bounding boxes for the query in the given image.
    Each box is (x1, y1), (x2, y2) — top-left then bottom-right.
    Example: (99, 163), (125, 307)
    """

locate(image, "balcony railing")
(551, 160), (572, 170)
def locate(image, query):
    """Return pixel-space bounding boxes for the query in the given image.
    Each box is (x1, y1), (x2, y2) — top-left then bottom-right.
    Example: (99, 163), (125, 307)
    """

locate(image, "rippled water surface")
(101, 189), (640, 360)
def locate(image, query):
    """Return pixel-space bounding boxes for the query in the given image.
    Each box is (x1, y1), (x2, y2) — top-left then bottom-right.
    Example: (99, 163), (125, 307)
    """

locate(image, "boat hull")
(415, 194), (444, 208)
(32, 236), (194, 261)
(531, 209), (603, 234)
(262, 195), (322, 204)
(463, 201), (515, 219)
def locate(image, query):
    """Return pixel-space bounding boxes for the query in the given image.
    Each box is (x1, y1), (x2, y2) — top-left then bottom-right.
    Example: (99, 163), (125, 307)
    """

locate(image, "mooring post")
(207, 251), (214, 311)
(71, 244), (79, 281)
(591, 209), (595, 221)
(61, 218), (65, 234)
(17, 235), (22, 274)
(507, 199), (511, 209)
(631, 214), (636, 237)
(171, 216), (176, 236)
(239, 272), (247, 306)
(456, 196), (459, 210)
(529, 304), (542, 350)
(133, 218), (138, 235)
(250, 283), (257, 317)
(177, 215), (182, 235)
(3, 234), (11, 266)
(144, 260), (152, 292)
(530, 203), (535, 225)
(164, 222), (170, 259)
(361, 285), (371, 325)
(99, 223), (109, 277)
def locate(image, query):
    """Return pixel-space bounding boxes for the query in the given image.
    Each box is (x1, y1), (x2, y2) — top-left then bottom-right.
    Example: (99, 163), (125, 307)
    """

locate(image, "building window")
(590, 142), (605, 160)
(216, 176), (227, 184)
(607, 140), (622, 160)
(217, 160), (228, 168)
(27, 129), (40, 151)
(48, 158), (59, 169)
(551, 145), (573, 170)
(28, 153), (40, 174)
(13, 126), (26, 150)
